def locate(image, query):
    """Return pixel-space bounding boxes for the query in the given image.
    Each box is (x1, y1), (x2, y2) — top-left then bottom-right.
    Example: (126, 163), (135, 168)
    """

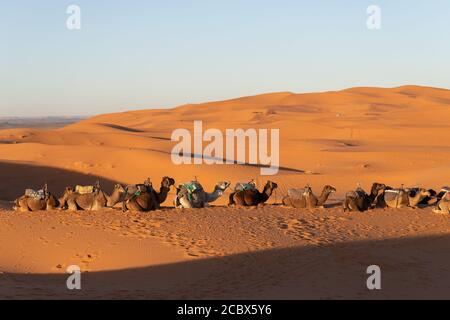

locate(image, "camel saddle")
(125, 184), (149, 197)
(25, 189), (46, 200)
(178, 182), (203, 202)
(181, 182), (203, 194)
(287, 188), (310, 200)
(385, 189), (403, 194)
(75, 185), (96, 194)
(234, 182), (256, 192)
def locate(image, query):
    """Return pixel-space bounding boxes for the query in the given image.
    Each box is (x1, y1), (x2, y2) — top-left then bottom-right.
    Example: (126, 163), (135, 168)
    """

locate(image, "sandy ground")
(0, 205), (450, 299)
(0, 85), (449, 299)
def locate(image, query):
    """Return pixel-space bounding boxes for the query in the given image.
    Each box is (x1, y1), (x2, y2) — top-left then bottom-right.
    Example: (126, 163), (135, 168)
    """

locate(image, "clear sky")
(1, 0), (449, 116)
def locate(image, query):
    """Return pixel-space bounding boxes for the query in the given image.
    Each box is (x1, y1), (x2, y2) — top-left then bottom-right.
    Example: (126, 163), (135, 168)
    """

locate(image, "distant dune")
(0, 116), (86, 130)
(1, 85), (449, 200)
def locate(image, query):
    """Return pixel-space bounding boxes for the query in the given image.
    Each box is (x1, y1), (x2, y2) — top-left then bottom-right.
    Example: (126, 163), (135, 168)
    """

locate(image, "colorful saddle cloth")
(234, 182), (256, 192)
(179, 182), (203, 202)
(75, 185), (95, 194)
(181, 181), (203, 193)
(25, 189), (46, 200)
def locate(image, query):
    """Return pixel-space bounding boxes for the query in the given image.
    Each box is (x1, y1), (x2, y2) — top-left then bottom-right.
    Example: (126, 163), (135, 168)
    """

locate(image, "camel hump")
(25, 189), (46, 200)
(287, 188), (307, 200)
(75, 185), (95, 194)
(234, 182), (257, 192)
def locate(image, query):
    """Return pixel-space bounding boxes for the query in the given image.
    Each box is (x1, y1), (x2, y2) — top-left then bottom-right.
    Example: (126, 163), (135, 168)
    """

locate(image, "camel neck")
(107, 189), (123, 207)
(260, 185), (273, 202)
(317, 189), (331, 206)
(157, 186), (171, 204)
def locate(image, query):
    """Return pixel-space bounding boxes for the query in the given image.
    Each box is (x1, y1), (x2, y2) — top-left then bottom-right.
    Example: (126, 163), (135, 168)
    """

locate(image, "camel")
(175, 181), (231, 209)
(433, 188), (450, 214)
(123, 177), (175, 212)
(152, 176), (175, 205)
(229, 181), (278, 207)
(13, 184), (60, 212)
(282, 185), (336, 209)
(343, 183), (386, 212)
(381, 187), (431, 209)
(60, 184), (125, 211)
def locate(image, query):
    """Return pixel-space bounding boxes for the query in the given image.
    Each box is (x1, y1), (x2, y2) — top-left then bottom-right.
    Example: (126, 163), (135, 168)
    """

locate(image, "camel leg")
(228, 193), (236, 207)
(282, 196), (292, 207)
(17, 199), (31, 212)
(343, 198), (350, 212)
(126, 200), (145, 212)
(67, 200), (79, 211)
(17, 205), (30, 212)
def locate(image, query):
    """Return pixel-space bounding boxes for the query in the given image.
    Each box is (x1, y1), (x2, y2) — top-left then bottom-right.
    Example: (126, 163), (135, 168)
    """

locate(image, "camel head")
(144, 178), (152, 187)
(265, 181), (278, 191)
(161, 177), (176, 189)
(371, 182), (386, 195)
(58, 186), (74, 205)
(323, 185), (337, 194)
(216, 181), (231, 191)
(62, 186), (75, 197)
(113, 184), (125, 193)
(303, 185), (312, 195)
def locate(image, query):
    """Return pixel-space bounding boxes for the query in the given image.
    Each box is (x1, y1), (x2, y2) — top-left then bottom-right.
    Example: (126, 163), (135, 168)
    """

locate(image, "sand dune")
(0, 85), (449, 299)
(1, 85), (449, 200)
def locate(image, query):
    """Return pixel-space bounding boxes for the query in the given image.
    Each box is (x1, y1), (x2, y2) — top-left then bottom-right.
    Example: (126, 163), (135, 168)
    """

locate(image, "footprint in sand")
(72, 252), (100, 270)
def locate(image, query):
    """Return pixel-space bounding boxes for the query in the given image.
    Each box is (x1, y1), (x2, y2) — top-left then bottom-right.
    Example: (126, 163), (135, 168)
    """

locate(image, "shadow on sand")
(1, 234), (450, 299)
(0, 161), (122, 202)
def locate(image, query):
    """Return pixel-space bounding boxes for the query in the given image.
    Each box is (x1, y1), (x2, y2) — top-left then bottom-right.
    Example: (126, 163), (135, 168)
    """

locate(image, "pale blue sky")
(1, 0), (449, 116)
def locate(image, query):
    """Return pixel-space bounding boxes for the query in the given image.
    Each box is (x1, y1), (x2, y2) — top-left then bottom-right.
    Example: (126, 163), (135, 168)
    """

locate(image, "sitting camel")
(175, 181), (230, 209)
(433, 187), (450, 214)
(13, 184), (60, 212)
(380, 187), (431, 209)
(343, 183), (386, 212)
(229, 181), (278, 207)
(123, 177), (175, 212)
(282, 185), (336, 209)
(60, 183), (125, 211)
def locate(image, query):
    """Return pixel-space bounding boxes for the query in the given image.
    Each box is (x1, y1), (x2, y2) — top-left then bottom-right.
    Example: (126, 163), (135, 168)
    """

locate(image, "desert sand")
(0, 85), (449, 299)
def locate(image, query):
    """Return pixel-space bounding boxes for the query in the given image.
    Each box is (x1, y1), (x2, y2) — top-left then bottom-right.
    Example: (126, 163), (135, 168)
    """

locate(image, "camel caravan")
(10, 178), (450, 215)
